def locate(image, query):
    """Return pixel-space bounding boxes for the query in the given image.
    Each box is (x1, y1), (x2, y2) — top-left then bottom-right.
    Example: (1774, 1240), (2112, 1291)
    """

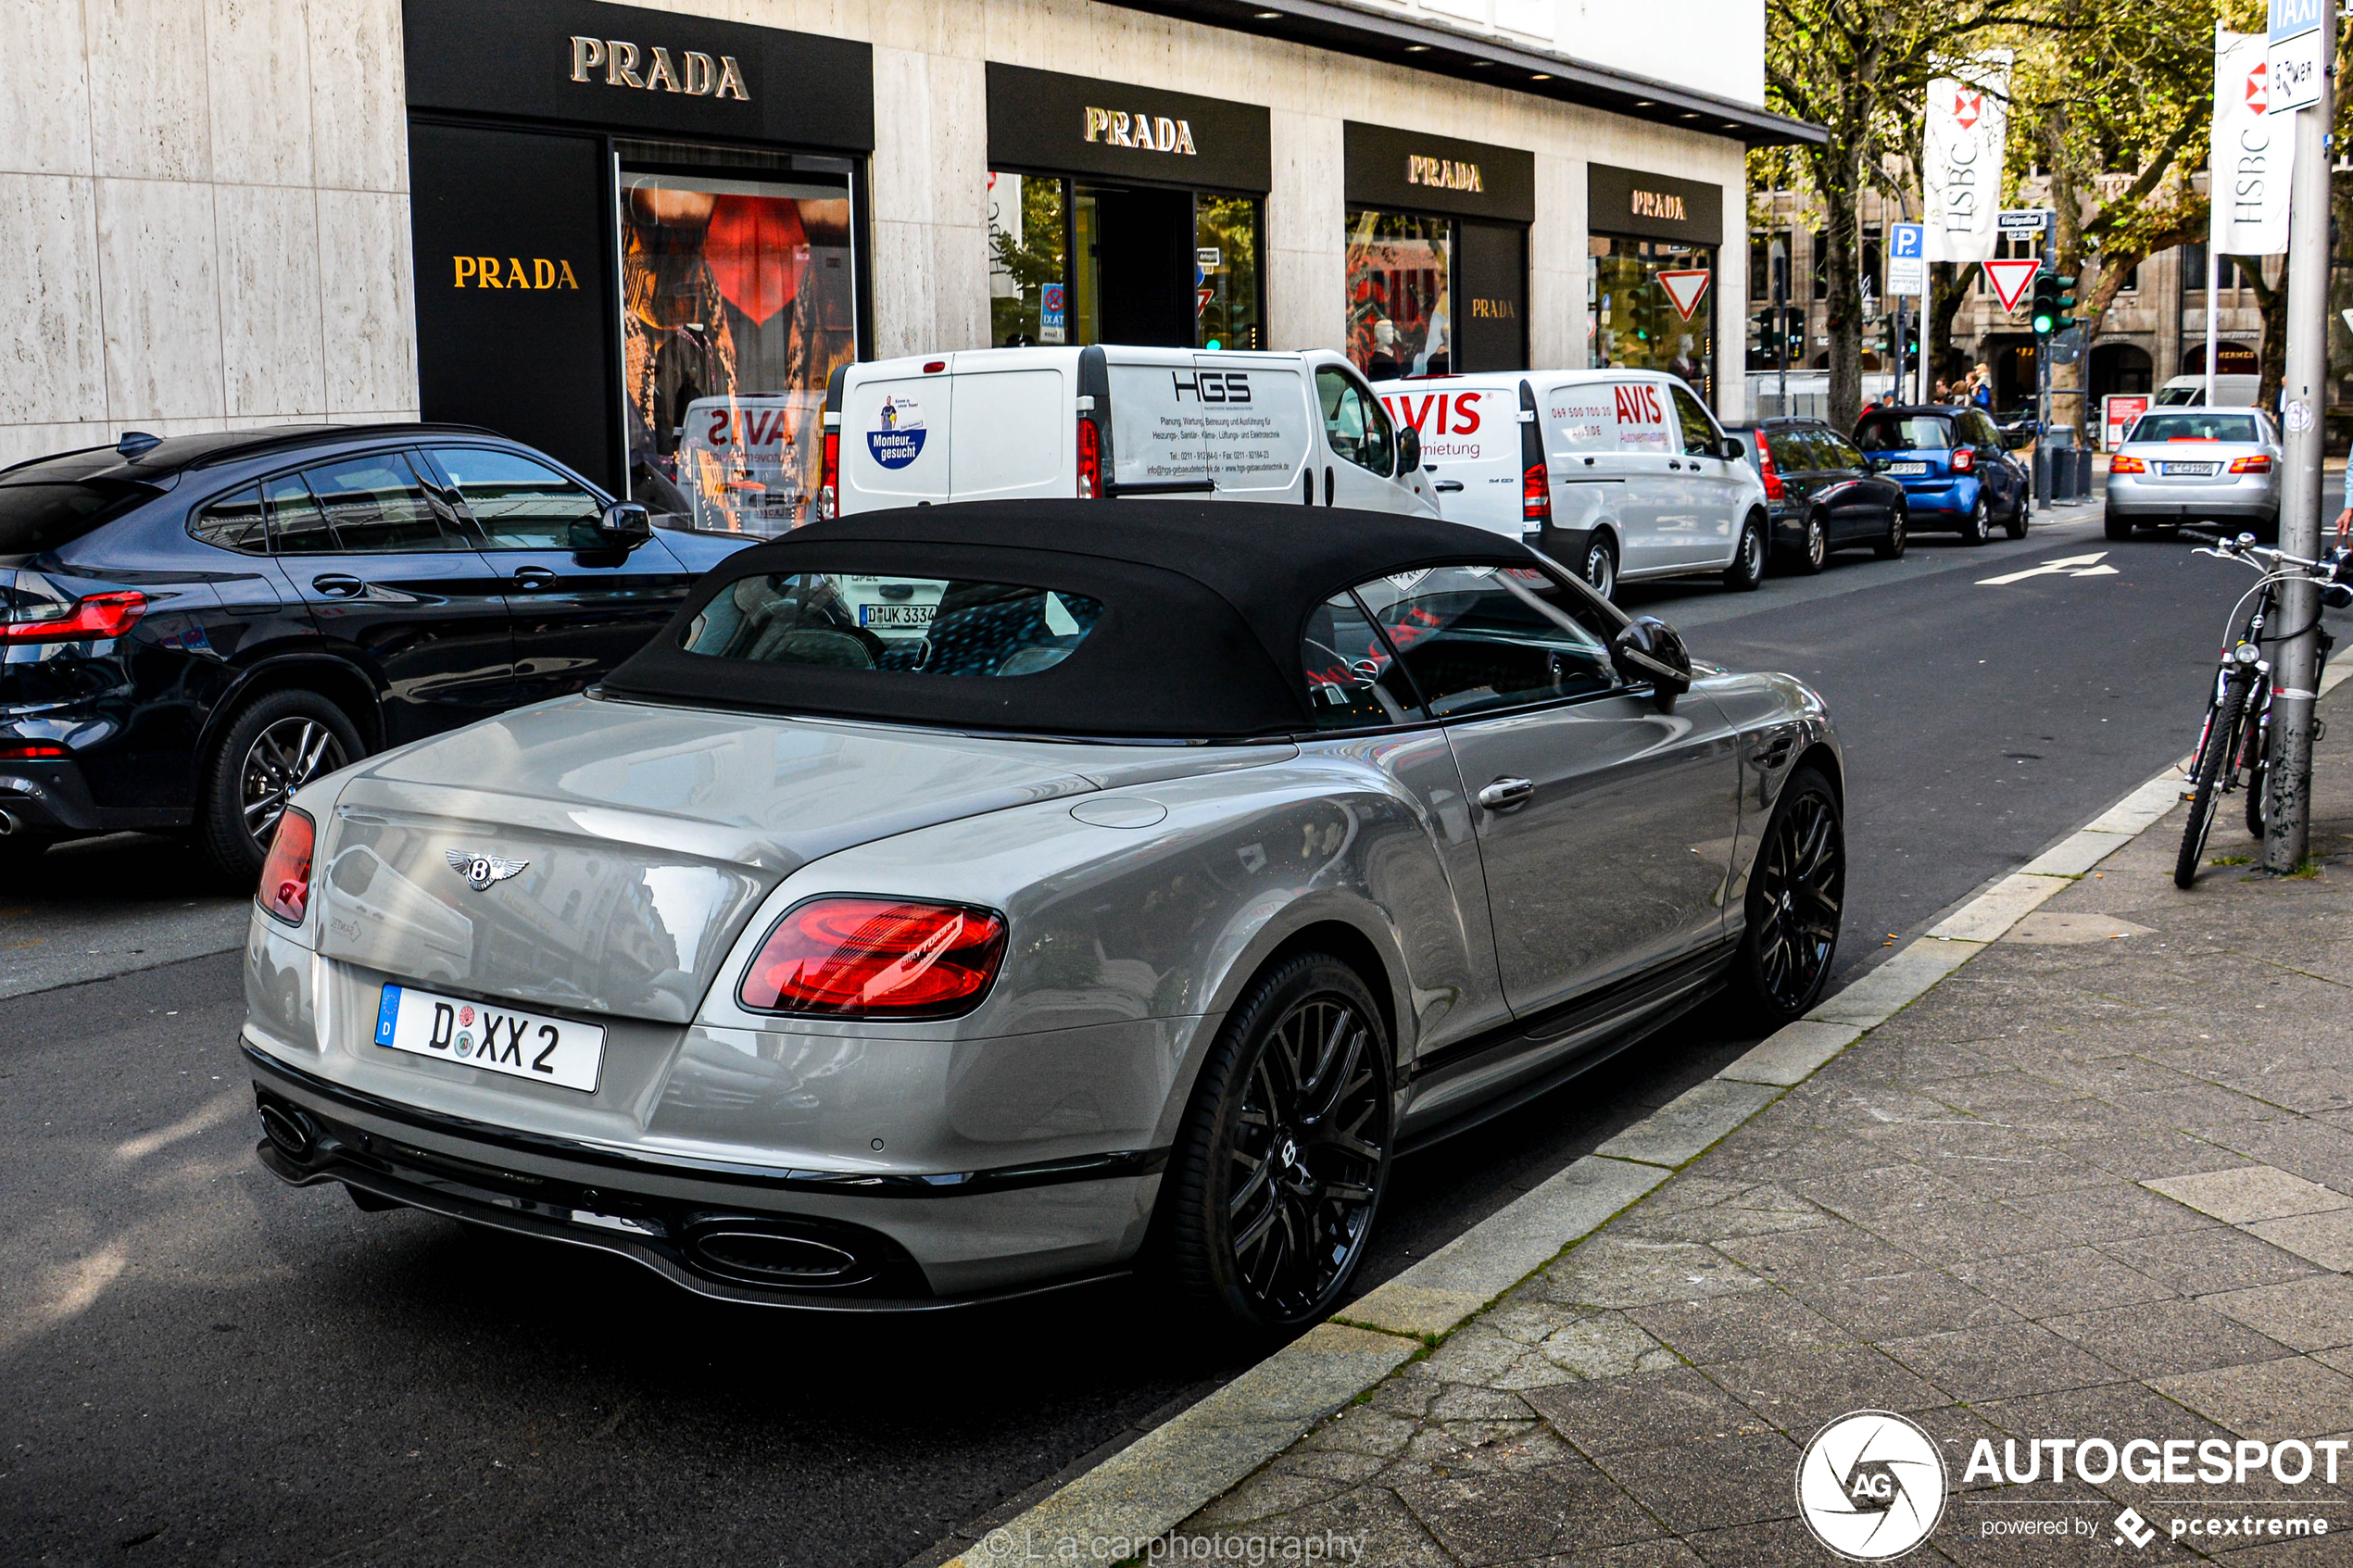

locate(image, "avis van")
(1373, 370), (1767, 601)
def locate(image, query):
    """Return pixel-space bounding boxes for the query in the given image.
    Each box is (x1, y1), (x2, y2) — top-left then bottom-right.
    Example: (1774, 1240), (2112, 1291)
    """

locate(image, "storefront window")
(990, 174), (1261, 350)
(1347, 211), (1452, 379)
(1586, 236), (1716, 404)
(617, 154), (856, 536)
(988, 172), (1068, 345)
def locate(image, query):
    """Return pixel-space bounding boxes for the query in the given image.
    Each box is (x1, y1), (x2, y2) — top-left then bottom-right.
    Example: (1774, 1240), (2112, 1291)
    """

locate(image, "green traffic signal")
(2030, 270), (2058, 335)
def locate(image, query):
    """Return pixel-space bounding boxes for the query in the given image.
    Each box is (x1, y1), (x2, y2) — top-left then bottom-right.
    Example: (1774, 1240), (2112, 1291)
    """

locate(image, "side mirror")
(1718, 437), (1744, 460)
(1611, 616), (1693, 710)
(1395, 423), (1421, 475)
(572, 501), (652, 551)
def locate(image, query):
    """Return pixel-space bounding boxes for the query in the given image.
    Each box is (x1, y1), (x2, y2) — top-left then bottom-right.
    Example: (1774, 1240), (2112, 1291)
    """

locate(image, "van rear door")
(1189, 353), (1314, 502)
(948, 354), (1076, 502)
(1104, 349), (1212, 495)
(837, 358), (951, 512)
(1379, 378), (1517, 534)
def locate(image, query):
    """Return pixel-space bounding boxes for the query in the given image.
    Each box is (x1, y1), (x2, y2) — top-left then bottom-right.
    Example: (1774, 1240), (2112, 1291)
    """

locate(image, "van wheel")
(1161, 954), (1393, 1335)
(1581, 534), (1619, 601)
(1722, 514), (1767, 591)
(198, 689), (362, 885)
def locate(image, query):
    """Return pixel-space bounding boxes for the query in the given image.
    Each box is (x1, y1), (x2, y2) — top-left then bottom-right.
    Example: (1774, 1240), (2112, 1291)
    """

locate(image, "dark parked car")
(0, 425), (755, 882)
(1854, 406), (2030, 544)
(1726, 419), (1908, 571)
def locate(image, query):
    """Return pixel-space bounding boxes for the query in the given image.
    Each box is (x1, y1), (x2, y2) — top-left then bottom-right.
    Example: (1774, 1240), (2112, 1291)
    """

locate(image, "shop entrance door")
(1076, 184), (1197, 348)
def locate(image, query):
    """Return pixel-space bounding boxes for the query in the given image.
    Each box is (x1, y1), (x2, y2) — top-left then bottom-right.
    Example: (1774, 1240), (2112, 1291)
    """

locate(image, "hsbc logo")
(1953, 89), (1983, 131)
(2247, 61), (2270, 114)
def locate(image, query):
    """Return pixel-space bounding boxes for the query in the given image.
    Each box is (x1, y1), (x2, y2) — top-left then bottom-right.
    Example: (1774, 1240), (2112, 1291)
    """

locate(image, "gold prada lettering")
(1407, 155), (1483, 193)
(1629, 189), (1688, 222)
(449, 255), (583, 291)
(567, 36), (749, 101)
(1470, 297), (1516, 319)
(1082, 105), (1198, 155)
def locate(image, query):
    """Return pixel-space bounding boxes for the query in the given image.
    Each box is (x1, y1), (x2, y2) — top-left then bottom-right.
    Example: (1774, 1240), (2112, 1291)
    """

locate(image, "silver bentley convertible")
(241, 502), (1843, 1331)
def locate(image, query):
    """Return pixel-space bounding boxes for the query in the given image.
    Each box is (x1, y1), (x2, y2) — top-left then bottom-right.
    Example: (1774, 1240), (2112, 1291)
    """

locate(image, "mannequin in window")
(1366, 319), (1403, 381)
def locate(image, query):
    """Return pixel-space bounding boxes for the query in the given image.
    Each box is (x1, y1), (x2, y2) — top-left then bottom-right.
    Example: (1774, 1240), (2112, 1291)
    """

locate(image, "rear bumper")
(0, 759), (105, 835)
(1895, 476), (1976, 513)
(245, 1039), (1157, 1309)
(2106, 474), (2278, 524)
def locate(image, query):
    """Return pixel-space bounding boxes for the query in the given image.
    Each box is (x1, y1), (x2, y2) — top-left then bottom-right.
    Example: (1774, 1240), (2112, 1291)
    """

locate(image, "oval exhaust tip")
(687, 1228), (861, 1283)
(258, 1103), (317, 1160)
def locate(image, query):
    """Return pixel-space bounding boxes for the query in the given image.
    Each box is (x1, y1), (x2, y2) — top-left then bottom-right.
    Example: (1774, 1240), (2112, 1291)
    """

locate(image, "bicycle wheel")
(2177, 678), (2251, 888)
(2241, 694), (2271, 840)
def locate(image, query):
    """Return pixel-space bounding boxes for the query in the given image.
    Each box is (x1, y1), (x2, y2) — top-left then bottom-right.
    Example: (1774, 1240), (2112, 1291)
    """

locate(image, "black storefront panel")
(409, 122), (618, 486)
(1456, 220), (1528, 372)
(403, 0), (874, 150)
(1342, 123), (1534, 224)
(985, 64), (1271, 193)
(1586, 163), (1724, 246)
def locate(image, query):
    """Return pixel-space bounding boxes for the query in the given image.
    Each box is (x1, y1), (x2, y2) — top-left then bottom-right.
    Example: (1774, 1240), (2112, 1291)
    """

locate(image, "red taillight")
(258, 808), (316, 925)
(0, 742), (66, 759)
(0, 590), (146, 644)
(2230, 454), (2272, 473)
(1076, 416), (1103, 499)
(739, 897), (1007, 1019)
(2109, 455), (2145, 474)
(1950, 447), (1975, 473)
(816, 426), (840, 521)
(1522, 460), (1552, 525)
(1754, 433), (1785, 501)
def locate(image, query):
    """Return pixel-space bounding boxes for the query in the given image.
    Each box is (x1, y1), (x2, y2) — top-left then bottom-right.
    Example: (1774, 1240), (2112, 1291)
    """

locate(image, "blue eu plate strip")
(374, 985), (402, 1046)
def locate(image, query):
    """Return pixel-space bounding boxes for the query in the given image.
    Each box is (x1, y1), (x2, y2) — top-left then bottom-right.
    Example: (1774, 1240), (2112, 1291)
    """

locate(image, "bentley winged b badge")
(447, 849), (530, 891)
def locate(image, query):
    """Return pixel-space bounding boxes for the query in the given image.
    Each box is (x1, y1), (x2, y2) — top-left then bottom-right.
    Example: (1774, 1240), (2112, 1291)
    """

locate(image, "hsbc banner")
(1921, 52), (2011, 263)
(2213, 27), (2294, 257)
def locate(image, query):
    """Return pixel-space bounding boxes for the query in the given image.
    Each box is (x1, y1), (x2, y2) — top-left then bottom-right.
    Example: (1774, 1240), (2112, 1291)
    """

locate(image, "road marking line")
(1978, 551), (2115, 585)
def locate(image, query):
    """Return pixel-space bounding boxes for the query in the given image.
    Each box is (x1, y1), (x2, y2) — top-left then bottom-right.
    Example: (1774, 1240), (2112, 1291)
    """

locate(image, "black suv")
(0, 425), (754, 882)
(1724, 418), (1908, 571)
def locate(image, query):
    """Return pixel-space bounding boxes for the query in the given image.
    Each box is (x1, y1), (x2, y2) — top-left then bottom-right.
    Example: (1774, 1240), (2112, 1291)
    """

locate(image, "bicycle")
(2174, 528), (2352, 888)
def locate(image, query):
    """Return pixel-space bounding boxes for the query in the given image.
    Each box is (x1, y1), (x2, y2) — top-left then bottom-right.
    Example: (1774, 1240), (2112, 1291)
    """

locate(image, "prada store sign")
(1588, 163), (1723, 245)
(1344, 123), (1534, 223)
(987, 63), (1271, 192)
(403, 0), (874, 150)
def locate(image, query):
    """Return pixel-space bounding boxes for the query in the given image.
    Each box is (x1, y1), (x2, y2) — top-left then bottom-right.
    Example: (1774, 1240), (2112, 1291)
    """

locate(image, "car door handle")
(1477, 777), (1536, 811)
(310, 573), (363, 598)
(512, 567), (559, 591)
(1434, 480), (1465, 493)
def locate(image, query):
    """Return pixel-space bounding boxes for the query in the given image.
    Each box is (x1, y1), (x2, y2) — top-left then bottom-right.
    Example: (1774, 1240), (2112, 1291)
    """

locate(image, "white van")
(1374, 370), (1768, 599)
(817, 345), (1437, 520)
(2152, 373), (2261, 408)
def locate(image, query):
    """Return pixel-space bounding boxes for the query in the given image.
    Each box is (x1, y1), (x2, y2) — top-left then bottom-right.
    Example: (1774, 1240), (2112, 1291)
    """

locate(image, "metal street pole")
(2266, 46), (2333, 874)
(1774, 237), (1790, 415)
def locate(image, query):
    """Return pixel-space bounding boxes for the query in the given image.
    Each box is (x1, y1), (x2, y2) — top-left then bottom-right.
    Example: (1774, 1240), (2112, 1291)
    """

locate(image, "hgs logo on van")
(1172, 371), (1252, 403)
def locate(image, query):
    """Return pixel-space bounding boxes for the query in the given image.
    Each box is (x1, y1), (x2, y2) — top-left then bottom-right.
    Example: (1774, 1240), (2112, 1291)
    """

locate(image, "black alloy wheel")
(199, 689), (363, 883)
(1583, 534), (1619, 601)
(1723, 514), (1768, 591)
(1875, 504), (1908, 559)
(1959, 492), (1992, 546)
(1793, 511), (1829, 575)
(1734, 768), (1844, 1024)
(1164, 954), (1393, 1334)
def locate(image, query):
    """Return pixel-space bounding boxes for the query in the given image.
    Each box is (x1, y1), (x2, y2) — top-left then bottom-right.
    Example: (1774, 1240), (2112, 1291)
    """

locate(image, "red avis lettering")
(1614, 383), (1663, 425)
(1378, 391), (1482, 435)
(703, 408), (788, 448)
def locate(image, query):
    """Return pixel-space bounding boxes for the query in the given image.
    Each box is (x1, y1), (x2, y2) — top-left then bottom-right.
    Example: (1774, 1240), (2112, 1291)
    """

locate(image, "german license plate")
(1887, 461), (1928, 475)
(372, 984), (603, 1093)
(2161, 461), (2219, 477)
(858, 602), (934, 629)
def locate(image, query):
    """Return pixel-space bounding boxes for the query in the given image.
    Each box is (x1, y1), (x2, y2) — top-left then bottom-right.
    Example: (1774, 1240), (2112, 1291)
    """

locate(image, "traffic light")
(2029, 270), (2079, 336)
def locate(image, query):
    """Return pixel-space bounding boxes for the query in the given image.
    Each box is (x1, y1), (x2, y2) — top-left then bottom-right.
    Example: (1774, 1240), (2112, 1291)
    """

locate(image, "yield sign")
(1657, 269), (1712, 320)
(1984, 257), (2042, 313)
(1978, 551), (2120, 586)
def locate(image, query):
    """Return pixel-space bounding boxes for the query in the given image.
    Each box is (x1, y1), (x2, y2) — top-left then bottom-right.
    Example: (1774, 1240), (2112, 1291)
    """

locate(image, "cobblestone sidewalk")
(1172, 693), (2353, 1566)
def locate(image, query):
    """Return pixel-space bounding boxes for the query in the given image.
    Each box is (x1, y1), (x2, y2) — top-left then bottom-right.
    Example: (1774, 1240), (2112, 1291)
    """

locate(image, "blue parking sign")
(1890, 223), (1923, 259)
(1885, 223), (1926, 296)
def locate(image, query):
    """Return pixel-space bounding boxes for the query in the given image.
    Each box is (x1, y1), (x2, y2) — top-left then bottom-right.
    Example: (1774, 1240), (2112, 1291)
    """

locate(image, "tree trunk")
(2247, 256), (2289, 411)
(1929, 261), (1982, 392)
(1821, 176), (1862, 430)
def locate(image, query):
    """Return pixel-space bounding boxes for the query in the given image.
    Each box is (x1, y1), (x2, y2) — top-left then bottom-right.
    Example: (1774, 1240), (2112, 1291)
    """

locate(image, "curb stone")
(924, 742), (2247, 1568)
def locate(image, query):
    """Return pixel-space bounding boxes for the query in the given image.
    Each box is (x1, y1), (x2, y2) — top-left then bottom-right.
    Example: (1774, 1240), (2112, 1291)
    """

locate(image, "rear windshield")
(1856, 415), (1955, 452)
(682, 572), (1106, 679)
(0, 480), (154, 556)
(2129, 413), (2261, 443)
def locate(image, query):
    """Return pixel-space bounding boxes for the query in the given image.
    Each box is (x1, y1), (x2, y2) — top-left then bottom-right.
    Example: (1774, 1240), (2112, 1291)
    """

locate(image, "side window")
(1352, 564), (1616, 720)
(1968, 412), (2003, 448)
(190, 487), (270, 555)
(300, 452), (468, 555)
(1302, 591), (1425, 730)
(1316, 367), (1396, 476)
(1820, 433), (1867, 470)
(427, 446), (602, 549)
(1669, 385), (1719, 457)
(264, 472), (337, 555)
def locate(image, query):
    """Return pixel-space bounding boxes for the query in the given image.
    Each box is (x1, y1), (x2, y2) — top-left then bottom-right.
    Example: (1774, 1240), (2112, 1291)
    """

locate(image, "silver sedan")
(238, 502), (1843, 1332)
(2105, 408), (2281, 541)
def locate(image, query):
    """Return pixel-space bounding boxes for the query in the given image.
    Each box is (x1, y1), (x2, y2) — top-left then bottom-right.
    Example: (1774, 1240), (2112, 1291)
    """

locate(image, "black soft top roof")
(602, 500), (1540, 739)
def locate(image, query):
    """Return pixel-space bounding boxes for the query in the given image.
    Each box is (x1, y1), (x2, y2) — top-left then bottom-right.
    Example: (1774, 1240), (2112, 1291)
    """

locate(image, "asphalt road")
(3, 497), (2342, 1568)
